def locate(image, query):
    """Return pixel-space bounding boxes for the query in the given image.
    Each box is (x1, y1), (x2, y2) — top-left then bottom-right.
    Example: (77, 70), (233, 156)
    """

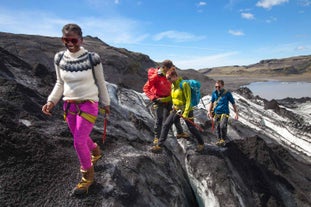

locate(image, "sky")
(0, 0), (310, 69)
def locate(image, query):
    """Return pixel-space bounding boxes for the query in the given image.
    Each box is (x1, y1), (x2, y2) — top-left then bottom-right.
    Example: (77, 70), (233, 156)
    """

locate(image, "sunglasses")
(215, 86), (220, 88)
(62, 37), (79, 44)
(167, 76), (172, 81)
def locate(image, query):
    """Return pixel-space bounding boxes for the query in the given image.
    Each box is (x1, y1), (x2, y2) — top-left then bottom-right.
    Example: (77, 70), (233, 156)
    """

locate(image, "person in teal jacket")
(208, 80), (238, 146)
(151, 67), (205, 153)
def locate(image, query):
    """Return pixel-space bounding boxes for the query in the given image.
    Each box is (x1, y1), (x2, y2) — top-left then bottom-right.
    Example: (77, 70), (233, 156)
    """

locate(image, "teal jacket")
(211, 89), (235, 115)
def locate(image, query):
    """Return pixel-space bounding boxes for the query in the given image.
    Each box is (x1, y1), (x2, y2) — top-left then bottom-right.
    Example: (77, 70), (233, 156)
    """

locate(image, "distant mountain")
(198, 55), (311, 90)
(0, 32), (214, 95)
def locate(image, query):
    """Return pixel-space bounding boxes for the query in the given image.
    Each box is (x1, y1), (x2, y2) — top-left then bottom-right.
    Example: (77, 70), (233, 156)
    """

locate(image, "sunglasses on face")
(62, 37), (79, 44)
(215, 86), (220, 88)
(167, 76), (172, 81)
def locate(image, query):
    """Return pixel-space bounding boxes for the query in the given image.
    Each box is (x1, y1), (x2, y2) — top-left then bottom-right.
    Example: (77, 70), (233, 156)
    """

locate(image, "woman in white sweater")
(42, 23), (110, 195)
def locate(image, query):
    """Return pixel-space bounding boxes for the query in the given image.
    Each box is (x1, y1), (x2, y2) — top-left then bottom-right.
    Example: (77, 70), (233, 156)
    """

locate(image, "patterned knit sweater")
(47, 47), (110, 106)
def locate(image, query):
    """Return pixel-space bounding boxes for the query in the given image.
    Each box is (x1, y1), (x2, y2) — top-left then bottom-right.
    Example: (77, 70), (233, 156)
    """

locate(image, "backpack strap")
(179, 80), (186, 89)
(88, 52), (95, 81)
(55, 51), (65, 66)
(55, 51), (97, 87)
(212, 89), (227, 112)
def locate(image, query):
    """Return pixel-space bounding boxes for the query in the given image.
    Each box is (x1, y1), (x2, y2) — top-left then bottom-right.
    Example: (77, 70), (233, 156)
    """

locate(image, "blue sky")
(0, 0), (310, 69)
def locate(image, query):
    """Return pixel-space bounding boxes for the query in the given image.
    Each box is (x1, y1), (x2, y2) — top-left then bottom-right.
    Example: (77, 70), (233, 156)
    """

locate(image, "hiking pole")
(176, 110), (204, 132)
(200, 98), (207, 109)
(99, 108), (108, 143)
(103, 114), (107, 143)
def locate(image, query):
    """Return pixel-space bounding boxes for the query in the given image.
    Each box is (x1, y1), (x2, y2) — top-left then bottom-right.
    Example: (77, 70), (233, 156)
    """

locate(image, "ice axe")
(99, 108), (108, 143)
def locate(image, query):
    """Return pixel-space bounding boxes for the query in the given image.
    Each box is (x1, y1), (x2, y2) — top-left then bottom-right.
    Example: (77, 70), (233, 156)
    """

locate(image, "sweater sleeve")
(47, 54), (64, 105)
(92, 53), (110, 106)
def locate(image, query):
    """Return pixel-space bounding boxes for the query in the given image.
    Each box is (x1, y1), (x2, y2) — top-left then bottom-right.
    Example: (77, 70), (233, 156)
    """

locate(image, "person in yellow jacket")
(150, 67), (205, 153)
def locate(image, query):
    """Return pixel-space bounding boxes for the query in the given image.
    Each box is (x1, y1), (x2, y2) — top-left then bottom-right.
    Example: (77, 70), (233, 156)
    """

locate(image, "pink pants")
(63, 101), (98, 170)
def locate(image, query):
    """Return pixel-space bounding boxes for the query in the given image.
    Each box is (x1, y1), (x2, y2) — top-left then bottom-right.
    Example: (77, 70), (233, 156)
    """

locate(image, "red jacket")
(143, 68), (171, 101)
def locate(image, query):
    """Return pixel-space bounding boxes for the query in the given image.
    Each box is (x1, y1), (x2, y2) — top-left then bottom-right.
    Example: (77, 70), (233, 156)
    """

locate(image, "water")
(242, 81), (311, 100)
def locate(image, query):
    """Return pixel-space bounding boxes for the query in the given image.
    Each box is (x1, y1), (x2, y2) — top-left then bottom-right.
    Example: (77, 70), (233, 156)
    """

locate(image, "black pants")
(153, 102), (183, 138)
(214, 114), (229, 140)
(158, 110), (204, 146)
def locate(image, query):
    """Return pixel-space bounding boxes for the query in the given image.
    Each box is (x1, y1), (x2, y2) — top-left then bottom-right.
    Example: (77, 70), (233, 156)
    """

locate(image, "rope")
(176, 111), (204, 132)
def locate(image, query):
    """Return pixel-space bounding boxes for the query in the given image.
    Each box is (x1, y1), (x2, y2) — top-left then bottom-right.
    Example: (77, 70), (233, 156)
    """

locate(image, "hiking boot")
(153, 138), (159, 145)
(91, 143), (102, 165)
(176, 132), (190, 139)
(216, 139), (226, 147)
(73, 166), (94, 195)
(196, 144), (205, 152)
(150, 145), (162, 153)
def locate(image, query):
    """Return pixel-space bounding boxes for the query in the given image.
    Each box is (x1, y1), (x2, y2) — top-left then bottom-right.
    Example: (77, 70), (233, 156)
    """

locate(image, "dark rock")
(264, 99), (280, 111)
(0, 32), (310, 207)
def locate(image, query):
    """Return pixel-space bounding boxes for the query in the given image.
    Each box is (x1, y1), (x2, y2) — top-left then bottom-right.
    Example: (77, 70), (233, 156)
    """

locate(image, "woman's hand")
(42, 101), (55, 116)
(100, 105), (110, 115)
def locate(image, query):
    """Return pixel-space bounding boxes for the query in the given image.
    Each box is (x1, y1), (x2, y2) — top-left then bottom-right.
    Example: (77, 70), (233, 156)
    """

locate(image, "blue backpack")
(180, 80), (201, 107)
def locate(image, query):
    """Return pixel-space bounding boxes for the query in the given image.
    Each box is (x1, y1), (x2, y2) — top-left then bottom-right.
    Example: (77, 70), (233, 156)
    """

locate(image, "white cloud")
(241, 12), (255, 20)
(298, 0), (311, 6)
(80, 17), (150, 44)
(228, 29), (245, 36)
(296, 45), (308, 51)
(174, 52), (249, 69)
(197, 2), (207, 6)
(256, 0), (289, 9)
(255, 42), (311, 57)
(265, 16), (277, 23)
(153, 30), (205, 42)
(0, 9), (66, 37)
(0, 8), (149, 45)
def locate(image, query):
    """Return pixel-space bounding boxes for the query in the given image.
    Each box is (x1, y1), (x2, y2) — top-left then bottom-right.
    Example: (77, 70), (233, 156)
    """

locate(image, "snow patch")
(19, 119), (31, 127)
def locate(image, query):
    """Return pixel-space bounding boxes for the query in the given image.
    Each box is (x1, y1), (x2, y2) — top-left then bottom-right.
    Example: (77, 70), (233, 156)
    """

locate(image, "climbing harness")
(63, 100), (97, 124)
(211, 113), (230, 133)
(214, 113), (230, 121)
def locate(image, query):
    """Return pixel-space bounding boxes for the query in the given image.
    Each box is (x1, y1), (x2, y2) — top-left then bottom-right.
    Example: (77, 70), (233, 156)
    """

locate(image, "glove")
(152, 98), (160, 104)
(176, 110), (182, 115)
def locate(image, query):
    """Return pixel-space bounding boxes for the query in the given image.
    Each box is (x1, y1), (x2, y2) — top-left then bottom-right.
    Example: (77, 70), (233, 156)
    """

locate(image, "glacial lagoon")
(243, 81), (311, 100)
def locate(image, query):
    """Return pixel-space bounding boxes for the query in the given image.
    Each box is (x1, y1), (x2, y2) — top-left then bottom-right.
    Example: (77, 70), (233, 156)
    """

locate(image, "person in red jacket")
(143, 60), (189, 144)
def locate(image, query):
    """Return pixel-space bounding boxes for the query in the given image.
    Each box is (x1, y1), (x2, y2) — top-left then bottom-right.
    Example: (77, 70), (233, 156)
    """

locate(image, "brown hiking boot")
(176, 132), (190, 139)
(216, 139), (226, 147)
(73, 166), (94, 195)
(91, 143), (102, 165)
(153, 138), (159, 145)
(150, 145), (162, 153)
(196, 144), (205, 152)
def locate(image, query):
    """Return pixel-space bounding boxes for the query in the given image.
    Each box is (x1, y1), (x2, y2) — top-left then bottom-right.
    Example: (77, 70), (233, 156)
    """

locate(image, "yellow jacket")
(162, 77), (192, 118)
